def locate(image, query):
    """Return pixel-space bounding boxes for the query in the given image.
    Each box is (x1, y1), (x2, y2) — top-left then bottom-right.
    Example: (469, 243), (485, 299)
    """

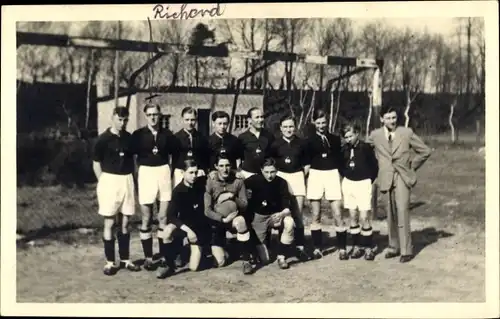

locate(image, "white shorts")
(307, 169), (342, 201)
(240, 170), (256, 180)
(277, 171), (306, 197)
(173, 168), (185, 187)
(96, 172), (135, 217)
(342, 178), (372, 211)
(138, 164), (172, 205)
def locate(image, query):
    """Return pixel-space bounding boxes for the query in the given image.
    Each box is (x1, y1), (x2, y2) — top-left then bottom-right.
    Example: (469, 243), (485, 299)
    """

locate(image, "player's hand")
(197, 169), (206, 177)
(185, 229), (198, 244)
(270, 213), (282, 225)
(235, 171), (245, 179)
(281, 208), (291, 217)
(222, 211), (238, 224)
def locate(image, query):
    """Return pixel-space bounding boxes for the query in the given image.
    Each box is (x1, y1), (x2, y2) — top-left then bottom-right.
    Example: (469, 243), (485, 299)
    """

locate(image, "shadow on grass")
(373, 227), (454, 258)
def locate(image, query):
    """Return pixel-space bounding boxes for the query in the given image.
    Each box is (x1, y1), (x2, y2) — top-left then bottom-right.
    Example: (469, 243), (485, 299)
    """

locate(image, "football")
(214, 200), (238, 217)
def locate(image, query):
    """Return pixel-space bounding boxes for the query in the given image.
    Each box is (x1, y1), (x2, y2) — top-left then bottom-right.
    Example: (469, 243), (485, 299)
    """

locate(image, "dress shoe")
(384, 250), (401, 259)
(399, 255), (414, 263)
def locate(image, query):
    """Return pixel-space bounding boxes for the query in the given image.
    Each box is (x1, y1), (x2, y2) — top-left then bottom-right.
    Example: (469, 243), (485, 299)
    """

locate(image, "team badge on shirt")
(322, 152), (328, 158)
(220, 147), (226, 154)
(187, 150), (193, 157)
(262, 200), (267, 206)
(285, 156), (291, 164)
(119, 150), (124, 157)
(193, 204), (199, 209)
(152, 146), (158, 155)
(256, 146), (262, 154)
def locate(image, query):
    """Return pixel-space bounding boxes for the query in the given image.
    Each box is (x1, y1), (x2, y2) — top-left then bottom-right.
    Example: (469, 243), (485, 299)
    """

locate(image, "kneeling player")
(156, 159), (211, 278)
(340, 123), (379, 260)
(93, 107), (141, 275)
(245, 158), (296, 269)
(204, 154), (256, 275)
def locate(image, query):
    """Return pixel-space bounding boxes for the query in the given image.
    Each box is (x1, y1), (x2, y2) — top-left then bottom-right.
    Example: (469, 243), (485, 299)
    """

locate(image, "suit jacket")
(366, 126), (432, 192)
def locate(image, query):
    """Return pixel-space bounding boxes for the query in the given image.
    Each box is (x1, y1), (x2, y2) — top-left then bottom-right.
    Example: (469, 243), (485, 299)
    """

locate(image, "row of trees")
(17, 18), (485, 141)
(17, 18), (485, 93)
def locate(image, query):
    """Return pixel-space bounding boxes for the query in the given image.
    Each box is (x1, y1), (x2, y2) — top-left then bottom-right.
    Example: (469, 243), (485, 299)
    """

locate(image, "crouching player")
(244, 158), (296, 269)
(204, 154), (256, 275)
(93, 106), (141, 275)
(340, 123), (379, 260)
(156, 159), (211, 279)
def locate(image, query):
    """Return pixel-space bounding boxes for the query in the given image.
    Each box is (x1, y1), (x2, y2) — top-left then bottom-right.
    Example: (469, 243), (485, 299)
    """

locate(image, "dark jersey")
(131, 126), (175, 167)
(238, 129), (275, 174)
(93, 128), (135, 175)
(269, 136), (310, 173)
(339, 140), (378, 182)
(306, 132), (343, 170)
(208, 133), (241, 170)
(167, 177), (209, 231)
(244, 174), (292, 216)
(172, 129), (209, 171)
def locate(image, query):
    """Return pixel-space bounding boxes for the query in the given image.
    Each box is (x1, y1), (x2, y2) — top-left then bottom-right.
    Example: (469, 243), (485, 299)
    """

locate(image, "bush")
(17, 131), (97, 187)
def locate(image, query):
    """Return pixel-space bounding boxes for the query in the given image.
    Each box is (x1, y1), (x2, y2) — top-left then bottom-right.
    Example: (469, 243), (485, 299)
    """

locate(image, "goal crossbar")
(17, 31), (383, 69)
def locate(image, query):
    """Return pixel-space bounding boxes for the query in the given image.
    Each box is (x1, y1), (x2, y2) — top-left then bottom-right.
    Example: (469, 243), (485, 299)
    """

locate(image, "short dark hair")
(181, 107), (198, 117)
(379, 105), (398, 118)
(182, 159), (198, 171)
(342, 122), (361, 136)
(143, 103), (160, 114)
(279, 114), (295, 126)
(260, 157), (276, 169)
(211, 111), (230, 122)
(247, 107), (261, 119)
(214, 153), (231, 166)
(113, 107), (129, 117)
(312, 108), (327, 121)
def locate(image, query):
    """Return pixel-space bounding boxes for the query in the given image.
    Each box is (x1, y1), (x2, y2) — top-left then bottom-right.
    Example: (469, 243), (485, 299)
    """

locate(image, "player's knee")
(232, 216), (248, 232)
(103, 217), (115, 230)
(282, 216), (295, 231)
(161, 224), (176, 241)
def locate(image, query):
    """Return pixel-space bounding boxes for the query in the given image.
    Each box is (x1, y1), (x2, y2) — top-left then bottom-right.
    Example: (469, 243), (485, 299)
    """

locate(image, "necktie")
(388, 133), (393, 151)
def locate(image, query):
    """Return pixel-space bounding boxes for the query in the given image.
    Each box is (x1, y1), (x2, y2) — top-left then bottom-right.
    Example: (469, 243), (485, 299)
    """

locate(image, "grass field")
(16, 144), (486, 303)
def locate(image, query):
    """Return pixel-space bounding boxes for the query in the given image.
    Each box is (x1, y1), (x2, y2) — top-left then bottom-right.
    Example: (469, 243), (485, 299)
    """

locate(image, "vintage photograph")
(4, 2), (496, 314)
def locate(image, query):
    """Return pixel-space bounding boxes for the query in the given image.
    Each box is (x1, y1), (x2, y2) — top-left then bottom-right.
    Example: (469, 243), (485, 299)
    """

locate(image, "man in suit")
(366, 105), (432, 263)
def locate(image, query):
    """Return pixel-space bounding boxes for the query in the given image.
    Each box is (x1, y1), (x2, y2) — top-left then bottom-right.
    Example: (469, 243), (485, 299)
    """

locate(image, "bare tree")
(268, 19), (310, 97)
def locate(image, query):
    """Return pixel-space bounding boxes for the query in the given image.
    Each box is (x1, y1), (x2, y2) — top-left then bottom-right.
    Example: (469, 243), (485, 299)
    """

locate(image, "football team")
(93, 101), (432, 278)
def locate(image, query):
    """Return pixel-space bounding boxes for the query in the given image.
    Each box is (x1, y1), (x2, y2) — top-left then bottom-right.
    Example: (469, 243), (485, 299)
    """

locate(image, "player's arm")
(92, 138), (104, 180)
(277, 179), (292, 216)
(366, 143), (379, 182)
(408, 128), (432, 171)
(203, 179), (223, 222)
(365, 130), (374, 146)
(301, 139), (311, 178)
(234, 180), (248, 213)
(92, 161), (102, 180)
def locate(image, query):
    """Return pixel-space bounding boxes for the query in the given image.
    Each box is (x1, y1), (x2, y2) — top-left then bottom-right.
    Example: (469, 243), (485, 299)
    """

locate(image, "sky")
(356, 17), (457, 36)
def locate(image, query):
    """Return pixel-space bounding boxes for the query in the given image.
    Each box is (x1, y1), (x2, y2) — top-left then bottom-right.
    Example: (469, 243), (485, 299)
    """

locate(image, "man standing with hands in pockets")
(367, 105), (432, 263)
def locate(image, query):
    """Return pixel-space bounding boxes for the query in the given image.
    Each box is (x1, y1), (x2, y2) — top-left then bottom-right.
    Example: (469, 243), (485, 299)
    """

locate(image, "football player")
(156, 159), (212, 278)
(340, 123), (379, 261)
(92, 107), (141, 275)
(305, 109), (345, 259)
(244, 158), (296, 269)
(172, 107), (209, 187)
(204, 154), (256, 275)
(237, 107), (275, 180)
(269, 114), (311, 262)
(208, 111), (242, 172)
(131, 103), (176, 271)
